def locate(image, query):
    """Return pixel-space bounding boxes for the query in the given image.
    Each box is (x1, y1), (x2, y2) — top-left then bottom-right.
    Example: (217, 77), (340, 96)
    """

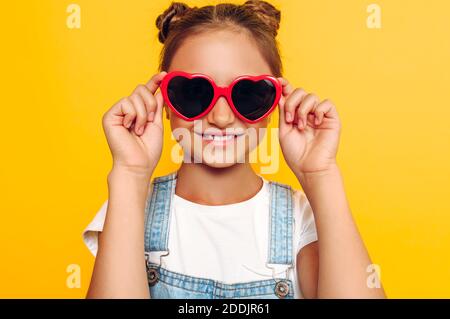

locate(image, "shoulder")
(81, 173), (163, 257)
(291, 187), (318, 254)
(82, 199), (108, 257)
(263, 178), (314, 225)
(292, 189), (314, 226)
(263, 178), (318, 251)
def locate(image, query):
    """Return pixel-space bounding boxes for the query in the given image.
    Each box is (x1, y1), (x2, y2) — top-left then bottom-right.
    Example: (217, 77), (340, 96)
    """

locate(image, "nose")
(206, 96), (236, 127)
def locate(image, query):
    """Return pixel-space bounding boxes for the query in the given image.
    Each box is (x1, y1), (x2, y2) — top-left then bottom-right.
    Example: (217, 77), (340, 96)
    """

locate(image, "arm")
(87, 72), (167, 298)
(277, 77), (385, 298)
(297, 242), (319, 299)
(296, 164), (385, 298)
(86, 168), (152, 299)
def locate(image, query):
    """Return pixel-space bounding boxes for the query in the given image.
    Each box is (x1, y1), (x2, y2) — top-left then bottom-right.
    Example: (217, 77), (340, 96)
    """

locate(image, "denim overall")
(144, 171), (295, 299)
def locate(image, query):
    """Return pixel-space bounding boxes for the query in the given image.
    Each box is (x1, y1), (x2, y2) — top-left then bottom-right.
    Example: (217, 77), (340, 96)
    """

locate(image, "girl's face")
(166, 29), (274, 168)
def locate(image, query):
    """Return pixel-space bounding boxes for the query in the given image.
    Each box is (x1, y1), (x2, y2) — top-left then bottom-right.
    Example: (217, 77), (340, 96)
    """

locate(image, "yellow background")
(1, 0), (449, 298)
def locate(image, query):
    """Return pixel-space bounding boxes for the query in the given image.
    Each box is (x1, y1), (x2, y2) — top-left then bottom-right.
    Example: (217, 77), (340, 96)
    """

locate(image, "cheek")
(246, 121), (269, 136)
(170, 114), (193, 130)
(254, 120), (269, 129)
(169, 115), (195, 145)
(245, 121), (270, 148)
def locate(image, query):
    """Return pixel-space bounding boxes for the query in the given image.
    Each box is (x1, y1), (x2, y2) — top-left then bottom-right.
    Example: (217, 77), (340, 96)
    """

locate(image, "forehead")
(168, 29), (273, 86)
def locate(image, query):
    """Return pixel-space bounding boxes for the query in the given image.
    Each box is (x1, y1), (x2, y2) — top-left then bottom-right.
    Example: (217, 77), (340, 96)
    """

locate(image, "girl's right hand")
(102, 71), (168, 177)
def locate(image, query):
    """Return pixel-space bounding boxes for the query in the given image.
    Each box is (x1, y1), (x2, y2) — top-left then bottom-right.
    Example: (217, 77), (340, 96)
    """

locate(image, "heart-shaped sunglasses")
(160, 71), (282, 123)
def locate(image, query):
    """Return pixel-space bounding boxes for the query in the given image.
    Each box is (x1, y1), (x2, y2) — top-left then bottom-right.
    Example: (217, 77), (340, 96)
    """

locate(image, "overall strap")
(144, 171), (178, 253)
(267, 181), (294, 266)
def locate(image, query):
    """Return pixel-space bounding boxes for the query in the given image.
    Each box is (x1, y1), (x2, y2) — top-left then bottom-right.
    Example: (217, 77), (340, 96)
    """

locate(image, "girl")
(83, 1), (385, 299)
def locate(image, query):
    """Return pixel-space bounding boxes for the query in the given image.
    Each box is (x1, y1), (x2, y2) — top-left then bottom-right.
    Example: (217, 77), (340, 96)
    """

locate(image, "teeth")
(203, 134), (235, 141)
(202, 134), (214, 141)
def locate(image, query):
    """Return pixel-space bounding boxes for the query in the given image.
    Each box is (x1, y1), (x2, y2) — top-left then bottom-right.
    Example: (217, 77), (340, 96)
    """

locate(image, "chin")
(203, 161), (237, 169)
(190, 149), (248, 168)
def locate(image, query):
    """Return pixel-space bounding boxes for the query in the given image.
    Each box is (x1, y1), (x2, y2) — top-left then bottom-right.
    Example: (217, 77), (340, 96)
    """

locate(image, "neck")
(175, 162), (263, 206)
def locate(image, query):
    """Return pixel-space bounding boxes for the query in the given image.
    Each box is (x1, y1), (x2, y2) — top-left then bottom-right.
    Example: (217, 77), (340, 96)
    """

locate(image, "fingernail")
(126, 121), (131, 128)
(286, 112), (292, 122)
(148, 112), (155, 122)
(315, 118), (319, 125)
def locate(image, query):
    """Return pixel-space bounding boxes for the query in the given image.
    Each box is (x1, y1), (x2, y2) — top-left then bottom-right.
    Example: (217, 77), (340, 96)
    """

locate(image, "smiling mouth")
(194, 131), (245, 144)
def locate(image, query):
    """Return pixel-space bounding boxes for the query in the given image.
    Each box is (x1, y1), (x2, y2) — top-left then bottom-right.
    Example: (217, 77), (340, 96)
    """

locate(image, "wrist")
(295, 163), (341, 188)
(106, 168), (152, 219)
(108, 166), (153, 186)
(110, 163), (153, 179)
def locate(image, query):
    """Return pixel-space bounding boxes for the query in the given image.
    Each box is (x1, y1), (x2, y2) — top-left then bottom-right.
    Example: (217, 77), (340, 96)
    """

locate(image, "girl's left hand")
(277, 77), (342, 179)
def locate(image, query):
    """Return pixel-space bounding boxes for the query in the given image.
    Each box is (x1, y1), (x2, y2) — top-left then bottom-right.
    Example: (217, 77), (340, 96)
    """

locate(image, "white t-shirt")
(82, 176), (318, 299)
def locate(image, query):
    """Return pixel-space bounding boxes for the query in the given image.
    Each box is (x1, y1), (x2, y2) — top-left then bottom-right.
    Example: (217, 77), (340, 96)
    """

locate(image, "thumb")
(278, 95), (287, 127)
(139, 91), (165, 146)
(153, 91), (165, 125)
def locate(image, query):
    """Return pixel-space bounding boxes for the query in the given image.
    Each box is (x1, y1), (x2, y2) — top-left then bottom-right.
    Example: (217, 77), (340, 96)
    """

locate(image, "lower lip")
(195, 133), (244, 146)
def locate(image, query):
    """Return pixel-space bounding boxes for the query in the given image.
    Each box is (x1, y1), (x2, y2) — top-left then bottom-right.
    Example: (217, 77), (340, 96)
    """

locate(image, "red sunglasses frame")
(160, 70), (282, 124)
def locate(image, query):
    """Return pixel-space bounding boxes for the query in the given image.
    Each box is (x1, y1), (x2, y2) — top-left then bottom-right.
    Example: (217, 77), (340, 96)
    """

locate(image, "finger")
(284, 88), (307, 124)
(119, 98), (136, 129)
(276, 77), (294, 123)
(153, 91), (164, 125)
(146, 71), (168, 94)
(134, 85), (157, 122)
(314, 99), (337, 126)
(129, 94), (148, 135)
(278, 95), (286, 123)
(296, 94), (319, 130)
(277, 77), (295, 98)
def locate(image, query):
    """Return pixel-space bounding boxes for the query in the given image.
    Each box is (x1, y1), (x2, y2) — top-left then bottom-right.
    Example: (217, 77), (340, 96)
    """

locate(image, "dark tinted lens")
(231, 79), (276, 121)
(168, 76), (214, 118)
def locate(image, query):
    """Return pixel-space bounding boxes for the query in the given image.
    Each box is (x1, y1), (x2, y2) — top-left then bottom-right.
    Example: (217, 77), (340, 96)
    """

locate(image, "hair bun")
(156, 2), (191, 44)
(243, 0), (281, 37)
